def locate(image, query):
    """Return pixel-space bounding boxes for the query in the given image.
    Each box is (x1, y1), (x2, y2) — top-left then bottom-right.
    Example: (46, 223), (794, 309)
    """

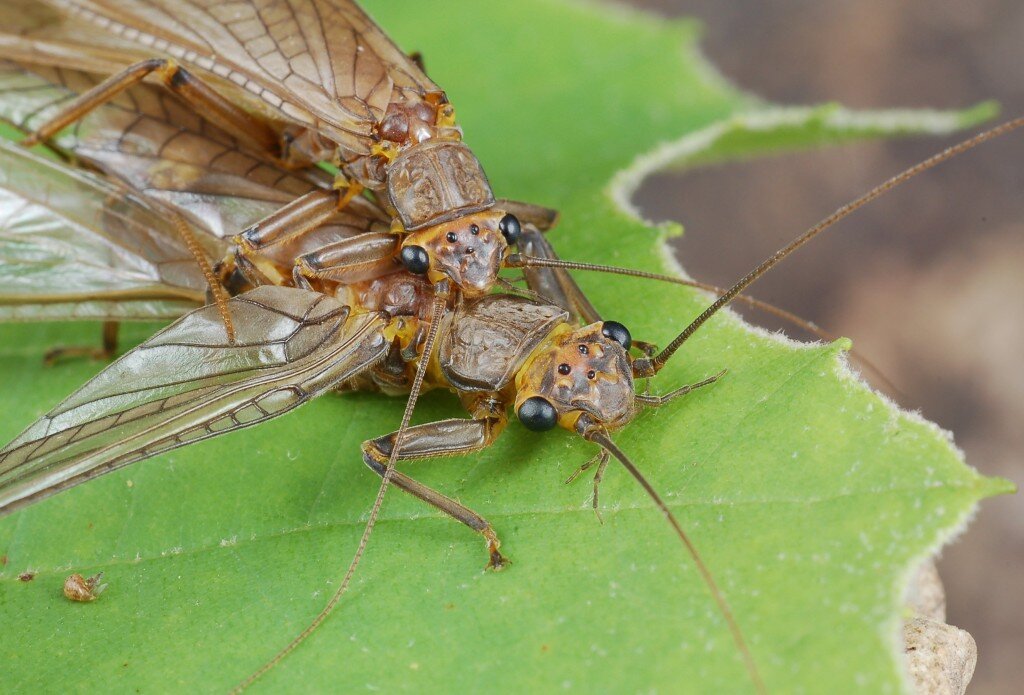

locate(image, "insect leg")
(634, 369), (728, 407)
(21, 59), (278, 155)
(42, 321), (119, 366)
(496, 199), (560, 232)
(361, 406), (510, 569)
(293, 233), (400, 286)
(225, 185), (374, 287)
(517, 224), (602, 323)
(234, 184), (372, 253)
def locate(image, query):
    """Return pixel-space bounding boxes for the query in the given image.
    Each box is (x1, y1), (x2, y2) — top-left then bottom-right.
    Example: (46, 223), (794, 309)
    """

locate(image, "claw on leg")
(483, 527), (509, 571)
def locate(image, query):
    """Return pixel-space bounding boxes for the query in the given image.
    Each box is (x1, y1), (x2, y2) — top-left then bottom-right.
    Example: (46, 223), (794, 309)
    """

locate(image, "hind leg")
(44, 321), (119, 366)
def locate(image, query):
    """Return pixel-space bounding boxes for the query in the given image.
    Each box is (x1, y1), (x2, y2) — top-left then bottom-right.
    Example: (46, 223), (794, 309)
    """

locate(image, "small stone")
(904, 617), (976, 695)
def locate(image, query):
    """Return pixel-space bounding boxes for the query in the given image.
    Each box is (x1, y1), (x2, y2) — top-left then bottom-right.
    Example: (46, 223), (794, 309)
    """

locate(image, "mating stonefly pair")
(1, 1), (1022, 692)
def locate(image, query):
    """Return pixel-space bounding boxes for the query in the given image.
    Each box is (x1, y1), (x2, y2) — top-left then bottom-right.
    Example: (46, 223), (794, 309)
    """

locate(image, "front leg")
(496, 199), (560, 232)
(293, 232), (400, 287)
(361, 405), (509, 569)
(516, 225), (602, 324)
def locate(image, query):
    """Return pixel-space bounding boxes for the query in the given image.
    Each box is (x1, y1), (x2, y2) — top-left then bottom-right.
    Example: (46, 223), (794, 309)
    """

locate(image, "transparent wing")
(0, 138), (212, 321)
(0, 61), (391, 253)
(0, 285), (389, 516)
(38, 0), (440, 156)
(0, 1), (151, 77)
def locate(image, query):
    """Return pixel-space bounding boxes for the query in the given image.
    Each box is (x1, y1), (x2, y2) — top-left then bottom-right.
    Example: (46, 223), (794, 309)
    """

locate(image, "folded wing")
(34, 0), (440, 156)
(0, 61), (391, 255)
(0, 285), (389, 515)
(0, 139), (211, 321)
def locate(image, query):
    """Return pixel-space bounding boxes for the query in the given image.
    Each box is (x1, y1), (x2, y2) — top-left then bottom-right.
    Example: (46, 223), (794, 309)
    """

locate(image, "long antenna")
(170, 212), (236, 344)
(509, 255), (903, 395)
(633, 116), (1024, 376)
(233, 288), (449, 692)
(587, 429), (766, 694)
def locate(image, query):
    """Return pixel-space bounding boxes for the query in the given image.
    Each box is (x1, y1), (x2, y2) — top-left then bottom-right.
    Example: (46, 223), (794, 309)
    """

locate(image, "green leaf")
(0, 1), (1009, 692)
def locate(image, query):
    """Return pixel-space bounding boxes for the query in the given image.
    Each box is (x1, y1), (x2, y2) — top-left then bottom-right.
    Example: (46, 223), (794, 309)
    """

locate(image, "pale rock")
(902, 560), (976, 695)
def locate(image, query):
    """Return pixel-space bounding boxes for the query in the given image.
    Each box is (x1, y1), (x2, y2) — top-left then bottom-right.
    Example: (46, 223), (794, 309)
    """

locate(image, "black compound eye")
(601, 321), (632, 351)
(445, 231), (458, 243)
(469, 224), (480, 235)
(400, 245), (430, 274)
(498, 213), (521, 245)
(517, 396), (558, 432)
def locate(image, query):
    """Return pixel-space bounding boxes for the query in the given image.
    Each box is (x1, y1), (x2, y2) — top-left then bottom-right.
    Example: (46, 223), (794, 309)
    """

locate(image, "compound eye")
(601, 321), (632, 350)
(517, 396), (558, 432)
(400, 245), (431, 274)
(498, 213), (521, 245)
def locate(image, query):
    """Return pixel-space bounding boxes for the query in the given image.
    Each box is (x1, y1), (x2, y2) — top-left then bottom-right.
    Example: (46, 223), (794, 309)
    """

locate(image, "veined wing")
(0, 61), (390, 255)
(0, 138), (212, 321)
(0, 285), (389, 516)
(42, 0), (441, 157)
(0, 1), (151, 78)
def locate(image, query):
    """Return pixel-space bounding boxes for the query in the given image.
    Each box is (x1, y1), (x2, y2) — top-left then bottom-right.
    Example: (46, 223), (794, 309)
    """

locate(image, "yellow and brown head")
(399, 210), (521, 295)
(513, 321), (635, 433)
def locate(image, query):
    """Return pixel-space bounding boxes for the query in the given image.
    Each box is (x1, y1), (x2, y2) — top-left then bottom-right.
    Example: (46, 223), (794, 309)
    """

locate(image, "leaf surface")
(0, 1), (1009, 691)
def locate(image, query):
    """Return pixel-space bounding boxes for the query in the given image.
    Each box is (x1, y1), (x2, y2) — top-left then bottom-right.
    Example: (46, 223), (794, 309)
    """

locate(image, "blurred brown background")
(626, 1), (1023, 692)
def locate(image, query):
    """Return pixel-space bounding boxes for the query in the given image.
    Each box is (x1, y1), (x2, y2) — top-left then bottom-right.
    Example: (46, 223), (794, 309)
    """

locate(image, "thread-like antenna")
(234, 288), (449, 691)
(508, 255), (902, 394)
(587, 429), (766, 694)
(169, 212), (236, 344)
(633, 116), (1024, 376)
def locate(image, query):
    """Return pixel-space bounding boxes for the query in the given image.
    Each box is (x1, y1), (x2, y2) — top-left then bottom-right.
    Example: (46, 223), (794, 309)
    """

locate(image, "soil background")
(625, 2), (1024, 692)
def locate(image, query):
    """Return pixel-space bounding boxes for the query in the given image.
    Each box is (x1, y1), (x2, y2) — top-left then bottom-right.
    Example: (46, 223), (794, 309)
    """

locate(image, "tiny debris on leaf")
(64, 572), (107, 602)
(18, 571), (35, 582)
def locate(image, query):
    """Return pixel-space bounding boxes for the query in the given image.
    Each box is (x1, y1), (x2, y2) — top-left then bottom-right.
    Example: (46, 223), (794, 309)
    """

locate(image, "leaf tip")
(957, 100), (1001, 128)
(828, 336), (853, 354)
(977, 475), (1016, 499)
